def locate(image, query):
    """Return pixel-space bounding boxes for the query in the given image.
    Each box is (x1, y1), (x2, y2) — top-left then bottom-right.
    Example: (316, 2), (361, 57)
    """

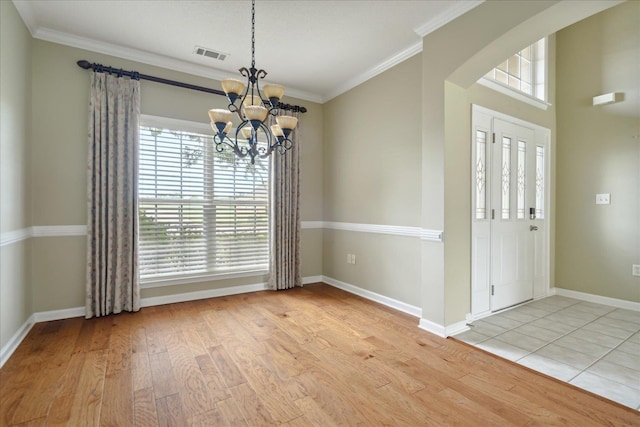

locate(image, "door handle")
(530, 225), (539, 231)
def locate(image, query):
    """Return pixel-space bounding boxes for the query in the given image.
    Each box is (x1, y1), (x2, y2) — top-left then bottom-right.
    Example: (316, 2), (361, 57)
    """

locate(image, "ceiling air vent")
(194, 46), (229, 61)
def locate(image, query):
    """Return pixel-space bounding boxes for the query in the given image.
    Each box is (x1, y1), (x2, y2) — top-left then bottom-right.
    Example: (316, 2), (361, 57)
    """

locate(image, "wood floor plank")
(207, 345), (247, 388)
(66, 349), (108, 427)
(216, 397), (248, 426)
(100, 369), (134, 426)
(194, 354), (232, 402)
(164, 332), (215, 418)
(133, 387), (159, 427)
(105, 325), (132, 374)
(148, 352), (178, 399)
(227, 382), (277, 426)
(9, 364), (67, 424)
(43, 393), (74, 427)
(155, 394), (187, 427)
(1, 283), (638, 426)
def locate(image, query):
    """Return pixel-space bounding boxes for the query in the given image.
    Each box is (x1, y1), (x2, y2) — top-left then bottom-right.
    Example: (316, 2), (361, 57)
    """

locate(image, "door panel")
(490, 119), (535, 311)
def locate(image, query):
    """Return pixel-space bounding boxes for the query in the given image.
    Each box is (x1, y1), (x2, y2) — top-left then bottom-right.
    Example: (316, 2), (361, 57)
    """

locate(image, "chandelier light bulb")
(241, 127), (253, 140)
(208, 108), (232, 124)
(270, 124), (284, 137)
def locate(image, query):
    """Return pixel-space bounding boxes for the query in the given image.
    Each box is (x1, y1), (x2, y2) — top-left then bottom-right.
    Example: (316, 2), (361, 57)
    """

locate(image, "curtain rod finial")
(77, 60), (92, 70)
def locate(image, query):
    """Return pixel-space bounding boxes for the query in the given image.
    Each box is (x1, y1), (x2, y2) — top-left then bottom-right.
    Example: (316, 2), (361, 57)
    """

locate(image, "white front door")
(490, 119), (535, 311)
(471, 106), (550, 317)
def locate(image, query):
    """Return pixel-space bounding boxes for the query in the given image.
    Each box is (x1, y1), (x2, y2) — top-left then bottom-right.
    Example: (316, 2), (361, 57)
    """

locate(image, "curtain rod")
(76, 60), (307, 114)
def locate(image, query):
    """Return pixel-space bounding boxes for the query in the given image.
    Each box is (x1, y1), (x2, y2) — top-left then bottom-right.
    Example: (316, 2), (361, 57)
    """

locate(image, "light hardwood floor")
(1, 283), (638, 426)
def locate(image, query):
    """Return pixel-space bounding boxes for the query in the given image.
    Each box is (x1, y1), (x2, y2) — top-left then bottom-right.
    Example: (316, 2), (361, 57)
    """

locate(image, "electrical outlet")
(633, 264), (640, 277)
(351, 254), (356, 265)
(595, 193), (610, 205)
(346, 254), (351, 264)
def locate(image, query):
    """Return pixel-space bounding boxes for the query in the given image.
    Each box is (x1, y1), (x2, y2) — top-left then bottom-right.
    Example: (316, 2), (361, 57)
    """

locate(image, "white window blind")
(138, 119), (269, 282)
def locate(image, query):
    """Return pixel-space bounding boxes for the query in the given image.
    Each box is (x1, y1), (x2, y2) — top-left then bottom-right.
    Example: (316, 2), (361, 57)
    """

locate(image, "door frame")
(470, 104), (551, 319)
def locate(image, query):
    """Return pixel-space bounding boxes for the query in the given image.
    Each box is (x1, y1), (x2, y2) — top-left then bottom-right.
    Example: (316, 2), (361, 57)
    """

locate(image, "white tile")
(556, 308), (601, 322)
(513, 324), (565, 341)
(517, 353), (581, 381)
(541, 296), (580, 308)
(525, 300), (564, 313)
(601, 349), (640, 372)
(454, 330), (491, 345)
(499, 309), (539, 323)
(544, 312), (591, 327)
(583, 322), (635, 340)
(567, 329), (624, 348)
(471, 320), (508, 338)
(591, 316), (640, 333)
(606, 309), (640, 325)
(477, 338), (531, 361)
(617, 340), (640, 356)
(516, 305), (554, 318)
(628, 332), (640, 344)
(535, 343), (599, 370)
(494, 330), (548, 352)
(529, 318), (577, 334)
(587, 360), (640, 390)
(553, 335), (612, 358)
(571, 371), (640, 409)
(571, 302), (616, 316)
(481, 315), (523, 330)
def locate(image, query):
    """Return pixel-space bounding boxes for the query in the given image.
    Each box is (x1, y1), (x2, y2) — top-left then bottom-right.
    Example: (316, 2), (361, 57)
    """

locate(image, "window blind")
(138, 122), (269, 281)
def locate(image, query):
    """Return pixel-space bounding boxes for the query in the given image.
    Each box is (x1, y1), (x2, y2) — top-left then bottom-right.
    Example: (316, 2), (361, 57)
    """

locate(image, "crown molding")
(413, 1), (484, 37)
(12, 0), (38, 35)
(323, 41), (422, 102)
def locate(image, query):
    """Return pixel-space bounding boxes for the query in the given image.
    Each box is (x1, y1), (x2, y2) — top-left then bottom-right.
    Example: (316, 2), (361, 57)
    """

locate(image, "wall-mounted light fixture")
(592, 92), (621, 106)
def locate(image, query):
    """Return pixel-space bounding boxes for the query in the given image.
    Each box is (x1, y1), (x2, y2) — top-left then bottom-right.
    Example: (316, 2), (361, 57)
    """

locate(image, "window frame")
(478, 37), (551, 111)
(138, 115), (269, 289)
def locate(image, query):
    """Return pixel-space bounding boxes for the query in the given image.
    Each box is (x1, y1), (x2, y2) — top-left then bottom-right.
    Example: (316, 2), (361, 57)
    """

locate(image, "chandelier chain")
(251, 0), (256, 69)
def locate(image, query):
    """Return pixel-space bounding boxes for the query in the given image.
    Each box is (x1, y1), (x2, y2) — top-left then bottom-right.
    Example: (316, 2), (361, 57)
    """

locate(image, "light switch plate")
(596, 193), (610, 205)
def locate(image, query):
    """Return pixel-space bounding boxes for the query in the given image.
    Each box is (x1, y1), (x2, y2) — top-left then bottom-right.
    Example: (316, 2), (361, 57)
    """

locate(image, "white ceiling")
(13, 0), (481, 103)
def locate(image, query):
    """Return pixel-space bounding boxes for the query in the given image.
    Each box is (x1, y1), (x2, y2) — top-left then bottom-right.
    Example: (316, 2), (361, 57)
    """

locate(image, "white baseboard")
(302, 275), (323, 285)
(418, 318), (469, 338)
(445, 320), (470, 337)
(34, 306), (85, 322)
(322, 276), (422, 318)
(554, 287), (640, 311)
(0, 315), (35, 368)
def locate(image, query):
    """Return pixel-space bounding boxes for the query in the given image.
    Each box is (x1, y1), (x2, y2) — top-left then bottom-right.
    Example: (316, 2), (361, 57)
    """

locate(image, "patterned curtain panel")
(86, 72), (141, 318)
(268, 111), (302, 290)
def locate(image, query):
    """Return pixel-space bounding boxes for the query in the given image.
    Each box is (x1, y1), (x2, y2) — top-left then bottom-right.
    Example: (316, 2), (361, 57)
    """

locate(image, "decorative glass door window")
(517, 140), (527, 219)
(536, 145), (545, 219)
(501, 137), (512, 219)
(475, 130), (488, 220)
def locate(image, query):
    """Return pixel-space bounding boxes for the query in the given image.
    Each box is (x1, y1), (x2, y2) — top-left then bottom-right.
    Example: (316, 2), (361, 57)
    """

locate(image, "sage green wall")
(322, 55), (422, 306)
(556, 1), (640, 302)
(0, 1), (33, 349)
(29, 40), (323, 311)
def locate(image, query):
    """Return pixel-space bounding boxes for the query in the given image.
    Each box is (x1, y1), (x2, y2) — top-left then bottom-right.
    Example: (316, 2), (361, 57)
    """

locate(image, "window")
(138, 116), (269, 285)
(480, 38), (549, 109)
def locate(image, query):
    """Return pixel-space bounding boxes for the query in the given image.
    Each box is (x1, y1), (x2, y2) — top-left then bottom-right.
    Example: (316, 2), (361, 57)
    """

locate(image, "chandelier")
(208, 0), (298, 164)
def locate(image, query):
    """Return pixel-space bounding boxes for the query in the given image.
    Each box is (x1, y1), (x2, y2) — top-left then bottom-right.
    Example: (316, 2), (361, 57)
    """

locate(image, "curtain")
(267, 111), (301, 290)
(86, 71), (141, 318)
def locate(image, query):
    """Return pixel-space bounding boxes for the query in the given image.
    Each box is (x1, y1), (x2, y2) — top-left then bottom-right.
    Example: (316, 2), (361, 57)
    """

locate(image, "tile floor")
(453, 296), (640, 409)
